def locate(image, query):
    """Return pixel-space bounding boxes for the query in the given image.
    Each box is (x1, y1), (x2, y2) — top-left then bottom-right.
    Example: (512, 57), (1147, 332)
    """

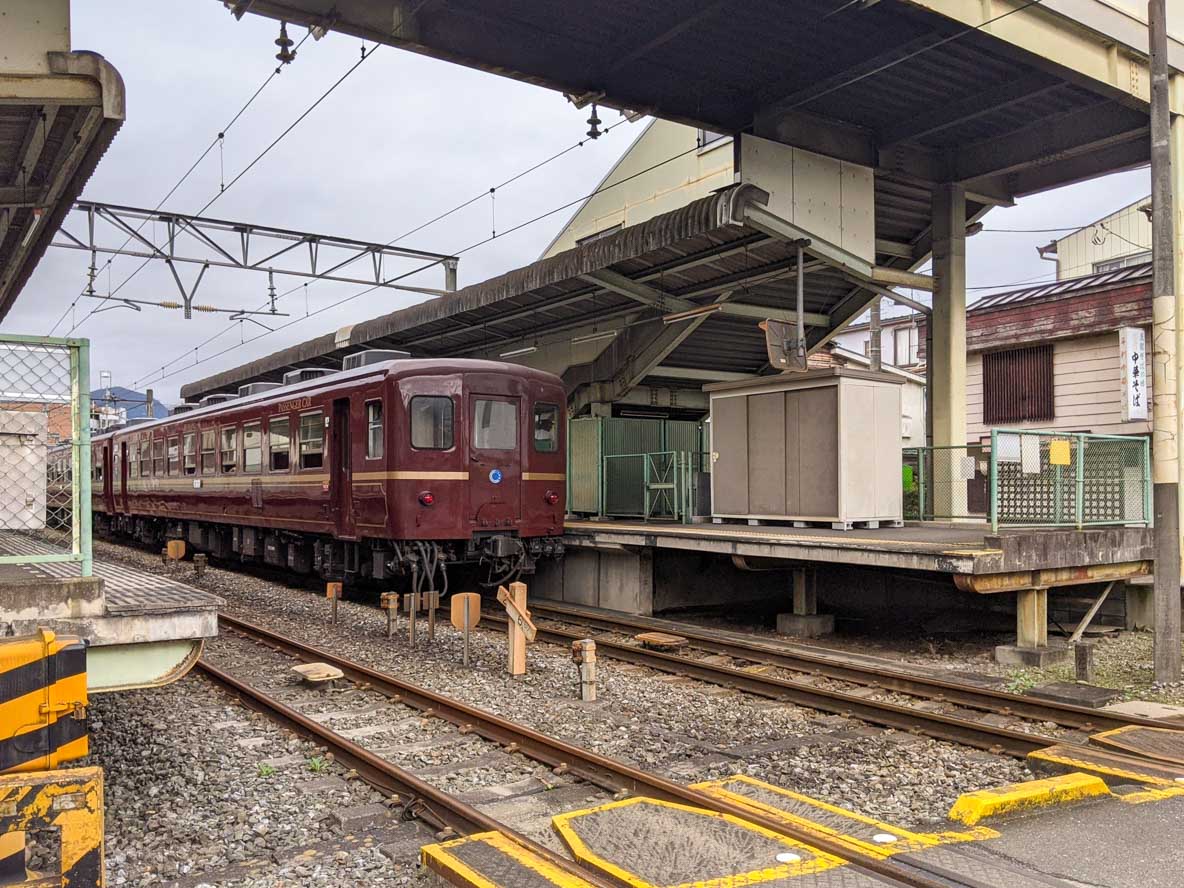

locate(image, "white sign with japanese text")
(1120, 326), (1149, 422)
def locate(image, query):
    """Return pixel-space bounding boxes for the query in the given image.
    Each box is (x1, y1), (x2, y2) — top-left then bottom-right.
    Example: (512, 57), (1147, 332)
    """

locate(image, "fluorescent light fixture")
(571, 330), (618, 345)
(20, 208), (44, 248)
(662, 303), (723, 325)
(499, 346), (538, 358)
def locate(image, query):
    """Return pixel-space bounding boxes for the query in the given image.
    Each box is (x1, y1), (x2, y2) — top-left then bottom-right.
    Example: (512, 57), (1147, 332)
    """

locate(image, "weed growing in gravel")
(257, 763), (276, 778)
(1003, 670), (1038, 694)
(306, 756), (328, 773)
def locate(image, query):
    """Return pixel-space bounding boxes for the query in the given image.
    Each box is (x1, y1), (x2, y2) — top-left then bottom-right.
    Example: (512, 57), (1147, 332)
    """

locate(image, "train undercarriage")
(95, 513), (564, 592)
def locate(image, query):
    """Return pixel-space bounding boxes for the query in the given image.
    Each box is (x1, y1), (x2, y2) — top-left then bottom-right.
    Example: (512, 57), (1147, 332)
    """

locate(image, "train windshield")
(473, 399), (517, 450)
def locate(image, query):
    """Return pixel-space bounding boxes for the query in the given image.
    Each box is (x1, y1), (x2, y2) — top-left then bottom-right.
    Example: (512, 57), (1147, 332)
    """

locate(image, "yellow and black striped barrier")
(0, 629), (88, 774)
(0, 767), (104, 886)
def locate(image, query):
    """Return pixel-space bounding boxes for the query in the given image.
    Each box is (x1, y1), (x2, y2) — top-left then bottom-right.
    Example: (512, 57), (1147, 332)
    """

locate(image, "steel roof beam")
(878, 72), (1063, 148)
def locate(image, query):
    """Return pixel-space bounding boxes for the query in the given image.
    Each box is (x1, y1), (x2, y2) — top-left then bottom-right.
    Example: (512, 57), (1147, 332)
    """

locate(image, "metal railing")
(0, 334), (91, 576)
(597, 450), (709, 523)
(904, 430), (1151, 532)
(989, 428), (1151, 532)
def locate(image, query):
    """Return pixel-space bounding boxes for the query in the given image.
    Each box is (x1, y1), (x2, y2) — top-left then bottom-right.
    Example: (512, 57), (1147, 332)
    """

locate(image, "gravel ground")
(82, 673), (436, 887)
(86, 538), (1033, 840)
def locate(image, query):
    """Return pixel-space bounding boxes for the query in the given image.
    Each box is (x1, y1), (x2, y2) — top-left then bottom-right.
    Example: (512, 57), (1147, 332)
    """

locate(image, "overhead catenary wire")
(133, 111), (641, 388)
(135, 0), (1047, 387)
(47, 31), (313, 337)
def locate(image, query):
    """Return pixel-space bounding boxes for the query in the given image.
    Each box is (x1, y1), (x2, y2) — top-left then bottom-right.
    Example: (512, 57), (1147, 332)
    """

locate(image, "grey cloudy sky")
(1, 0), (1152, 403)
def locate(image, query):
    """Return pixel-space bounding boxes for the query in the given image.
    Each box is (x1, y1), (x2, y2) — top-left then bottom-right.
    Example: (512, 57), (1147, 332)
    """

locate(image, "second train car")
(89, 354), (567, 590)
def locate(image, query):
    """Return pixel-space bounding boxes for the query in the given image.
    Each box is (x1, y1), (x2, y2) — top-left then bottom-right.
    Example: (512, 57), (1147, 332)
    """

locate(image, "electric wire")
(47, 31), (312, 337)
(132, 0), (1047, 387)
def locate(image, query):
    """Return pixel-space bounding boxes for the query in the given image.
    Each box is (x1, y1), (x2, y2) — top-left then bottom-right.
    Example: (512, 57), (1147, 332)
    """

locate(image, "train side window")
(167, 436), (180, 475)
(365, 401), (383, 459)
(410, 396), (453, 450)
(140, 440), (150, 477)
(129, 444), (138, 477)
(473, 399), (517, 450)
(200, 430), (217, 473)
(183, 433), (197, 475)
(533, 403), (559, 452)
(269, 417), (291, 471)
(152, 439), (166, 476)
(242, 423), (262, 473)
(220, 427), (237, 474)
(299, 412), (324, 469)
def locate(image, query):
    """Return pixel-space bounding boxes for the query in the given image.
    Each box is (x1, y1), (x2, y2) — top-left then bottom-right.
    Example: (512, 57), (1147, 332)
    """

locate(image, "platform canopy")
(1, 2), (126, 321)
(199, 0), (1178, 414)
(182, 184), (901, 412)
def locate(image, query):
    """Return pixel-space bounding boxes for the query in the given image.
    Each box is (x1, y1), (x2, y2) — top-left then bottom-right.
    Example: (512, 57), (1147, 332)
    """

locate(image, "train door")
(330, 398), (356, 539)
(467, 394), (522, 529)
(119, 441), (129, 513)
(101, 442), (114, 513)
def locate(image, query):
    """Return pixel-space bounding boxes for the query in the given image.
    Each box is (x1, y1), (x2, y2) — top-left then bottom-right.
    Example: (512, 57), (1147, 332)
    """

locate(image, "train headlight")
(418, 491), (435, 507)
(544, 489), (560, 506)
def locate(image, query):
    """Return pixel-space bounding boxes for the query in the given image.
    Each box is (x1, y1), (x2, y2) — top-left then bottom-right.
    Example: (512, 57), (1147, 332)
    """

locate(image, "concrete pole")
(930, 184), (968, 450)
(1150, 0), (1181, 682)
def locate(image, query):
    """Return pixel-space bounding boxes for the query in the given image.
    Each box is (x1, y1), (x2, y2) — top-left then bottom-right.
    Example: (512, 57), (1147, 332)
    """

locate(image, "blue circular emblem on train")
(489, 468), (503, 484)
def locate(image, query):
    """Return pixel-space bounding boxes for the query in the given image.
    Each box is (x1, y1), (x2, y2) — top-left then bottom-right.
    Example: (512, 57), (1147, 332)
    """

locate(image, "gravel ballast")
(79, 537), (1035, 884)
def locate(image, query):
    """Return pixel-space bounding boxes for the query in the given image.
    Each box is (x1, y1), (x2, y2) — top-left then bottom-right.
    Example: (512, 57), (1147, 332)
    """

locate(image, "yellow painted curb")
(948, 773), (1110, 826)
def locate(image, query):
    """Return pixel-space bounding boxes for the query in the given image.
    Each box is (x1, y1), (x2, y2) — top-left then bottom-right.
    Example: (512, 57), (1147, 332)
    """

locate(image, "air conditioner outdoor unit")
(199, 394), (237, 407)
(282, 368), (335, 386)
(238, 382), (282, 398)
(342, 349), (411, 371)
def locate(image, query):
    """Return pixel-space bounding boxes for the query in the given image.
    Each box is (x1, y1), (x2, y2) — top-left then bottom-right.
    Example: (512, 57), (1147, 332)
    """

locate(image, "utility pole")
(1150, 0), (1181, 682)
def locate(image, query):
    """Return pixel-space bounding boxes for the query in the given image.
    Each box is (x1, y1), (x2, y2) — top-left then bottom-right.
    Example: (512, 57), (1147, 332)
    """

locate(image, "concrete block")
(776, 613), (834, 637)
(948, 773), (1110, 826)
(1124, 581), (1155, 631)
(994, 643), (1071, 667)
(330, 803), (392, 831)
(1102, 700), (1184, 720)
(1025, 680), (1122, 708)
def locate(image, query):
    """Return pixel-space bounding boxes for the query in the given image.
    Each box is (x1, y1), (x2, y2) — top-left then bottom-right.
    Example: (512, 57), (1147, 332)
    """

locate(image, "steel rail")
(215, 614), (954, 888)
(523, 602), (1174, 734)
(474, 611), (1059, 758)
(193, 658), (621, 888)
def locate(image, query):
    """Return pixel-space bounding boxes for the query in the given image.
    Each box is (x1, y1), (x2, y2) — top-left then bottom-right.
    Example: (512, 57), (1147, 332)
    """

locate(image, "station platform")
(562, 519), (1152, 581)
(542, 519), (1152, 663)
(0, 533), (219, 691)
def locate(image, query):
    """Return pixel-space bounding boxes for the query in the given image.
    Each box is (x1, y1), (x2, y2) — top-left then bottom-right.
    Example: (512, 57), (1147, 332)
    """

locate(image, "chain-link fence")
(901, 444), (990, 521)
(0, 335), (90, 575)
(991, 429), (1150, 531)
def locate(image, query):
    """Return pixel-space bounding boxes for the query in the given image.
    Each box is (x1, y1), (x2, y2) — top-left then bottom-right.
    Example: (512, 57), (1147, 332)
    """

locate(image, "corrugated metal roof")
(181, 184), (877, 399)
(970, 262), (1151, 312)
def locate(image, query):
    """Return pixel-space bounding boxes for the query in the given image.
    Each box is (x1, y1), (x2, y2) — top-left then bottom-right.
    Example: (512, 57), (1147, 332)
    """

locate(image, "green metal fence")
(902, 444), (989, 521)
(0, 334), (91, 576)
(989, 429), (1151, 532)
(904, 430), (1151, 532)
(595, 450), (709, 522)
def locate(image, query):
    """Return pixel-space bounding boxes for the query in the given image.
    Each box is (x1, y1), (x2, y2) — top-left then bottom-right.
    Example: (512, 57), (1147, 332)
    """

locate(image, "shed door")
(468, 395), (521, 529)
(330, 398), (356, 539)
(711, 396), (749, 515)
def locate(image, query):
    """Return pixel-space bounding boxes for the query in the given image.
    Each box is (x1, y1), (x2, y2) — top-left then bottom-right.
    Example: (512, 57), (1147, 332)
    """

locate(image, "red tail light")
(544, 490), (560, 506)
(418, 491), (435, 506)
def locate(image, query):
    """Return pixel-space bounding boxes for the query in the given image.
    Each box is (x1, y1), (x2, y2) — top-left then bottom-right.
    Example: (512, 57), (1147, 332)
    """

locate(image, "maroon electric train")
(87, 354), (567, 590)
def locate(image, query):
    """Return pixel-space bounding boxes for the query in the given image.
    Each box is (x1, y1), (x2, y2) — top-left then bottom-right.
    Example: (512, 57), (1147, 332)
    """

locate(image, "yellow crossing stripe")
(948, 773), (1110, 826)
(692, 775), (995, 859)
(422, 831), (597, 887)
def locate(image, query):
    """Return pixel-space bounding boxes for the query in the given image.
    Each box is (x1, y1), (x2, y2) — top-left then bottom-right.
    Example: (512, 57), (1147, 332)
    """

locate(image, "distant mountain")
(90, 386), (170, 419)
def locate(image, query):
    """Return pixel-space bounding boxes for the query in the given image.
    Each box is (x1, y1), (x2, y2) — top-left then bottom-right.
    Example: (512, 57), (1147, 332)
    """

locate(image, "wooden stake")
(326, 582), (342, 625)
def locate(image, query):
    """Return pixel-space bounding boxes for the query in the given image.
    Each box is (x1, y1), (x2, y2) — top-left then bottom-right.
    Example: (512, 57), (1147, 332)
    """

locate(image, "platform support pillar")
(995, 587), (1069, 666)
(777, 567), (833, 637)
(930, 184), (968, 520)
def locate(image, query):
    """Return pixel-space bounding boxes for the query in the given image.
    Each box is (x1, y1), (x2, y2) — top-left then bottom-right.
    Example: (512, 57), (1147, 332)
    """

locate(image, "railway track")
(470, 602), (1184, 758)
(205, 614), (987, 888)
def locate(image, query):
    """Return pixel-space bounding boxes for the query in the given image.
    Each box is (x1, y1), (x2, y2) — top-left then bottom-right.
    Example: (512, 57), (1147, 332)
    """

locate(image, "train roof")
(94, 358), (562, 440)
